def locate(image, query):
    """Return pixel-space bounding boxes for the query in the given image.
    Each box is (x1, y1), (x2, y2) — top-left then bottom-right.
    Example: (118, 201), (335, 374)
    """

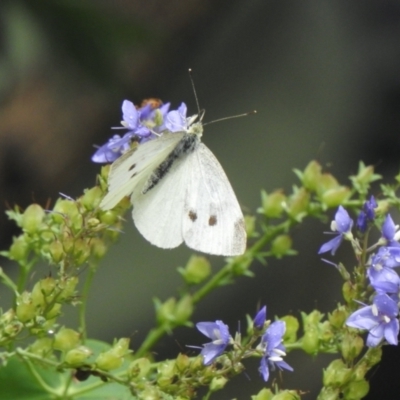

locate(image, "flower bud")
(53, 328), (80, 352)
(110, 338), (130, 358)
(341, 332), (363, 362)
(342, 281), (356, 304)
(259, 190), (286, 218)
(321, 187), (351, 208)
(52, 199), (79, 223)
(210, 376), (228, 391)
(99, 210), (119, 225)
(58, 276), (78, 301)
(49, 241), (64, 263)
(244, 215), (256, 236)
(65, 346), (92, 365)
(9, 236), (29, 261)
(281, 315), (299, 343)
(16, 292), (36, 322)
(352, 163), (376, 185)
(128, 357), (151, 379)
(175, 295), (193, 324)
(81, 186), (103, 210)
(317, 173), (339, 194)
(95, 351), (123, 371)
(45, 303), (61, 320)
(21, 204), (45, 234)
(287, 188), (309, 219)
(251, 388), (274, 400)
(323, 359), (352, 387)
(328, 307), (347, 329)
(175, 353), (190, 371)
(179, 255), (211, 284)
(0, 309), (15, 325)
(32, 277), (56, 308)
(270, 235), (293, 258)
(90, 238), (107, 259)
(301, 330), (319, 355)
(342, 379), (369, 400)
(29, 337), (53, 356)
(73, 238), (91, 264)
(301, 160), (322, 192)
(155, 297), (176, 324)
(271, 391), (301, 400)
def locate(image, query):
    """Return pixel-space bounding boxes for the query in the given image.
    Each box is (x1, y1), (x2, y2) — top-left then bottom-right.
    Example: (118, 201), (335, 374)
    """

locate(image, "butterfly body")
(100, 116), (246, 256)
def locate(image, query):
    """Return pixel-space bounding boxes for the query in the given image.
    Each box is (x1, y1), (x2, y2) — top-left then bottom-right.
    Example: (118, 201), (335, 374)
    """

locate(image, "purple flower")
(319, 206), (353, 255)
(367, 247), (400, 294)
(381, 214), (400, 247)
(346, 293), (399, 347)
(258, 321), (293, 382)
(357, 196), (377, 233)
(254, 306), (267, 330)
(92, 99), (170, 163)
(196, 320), (231, 365)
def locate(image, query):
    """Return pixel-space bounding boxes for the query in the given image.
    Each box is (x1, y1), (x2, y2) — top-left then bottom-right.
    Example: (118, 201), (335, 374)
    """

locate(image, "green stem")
(80, 263), (98, 342)
(134, 325), (168, 359)
(0, 268), (19, 295)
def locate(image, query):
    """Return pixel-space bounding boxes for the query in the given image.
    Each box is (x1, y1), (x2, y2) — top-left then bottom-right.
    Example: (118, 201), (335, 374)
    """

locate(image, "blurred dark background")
(1, 0), (400, 398)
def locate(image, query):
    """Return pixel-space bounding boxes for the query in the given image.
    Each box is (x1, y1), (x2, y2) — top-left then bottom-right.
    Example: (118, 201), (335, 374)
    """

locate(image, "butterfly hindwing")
(100, 132), (185, 210)
(182, 143), (246, 256)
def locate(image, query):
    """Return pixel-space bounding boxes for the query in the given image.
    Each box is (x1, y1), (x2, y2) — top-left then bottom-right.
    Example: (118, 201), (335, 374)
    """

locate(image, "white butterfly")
(100, 103), (246, 256)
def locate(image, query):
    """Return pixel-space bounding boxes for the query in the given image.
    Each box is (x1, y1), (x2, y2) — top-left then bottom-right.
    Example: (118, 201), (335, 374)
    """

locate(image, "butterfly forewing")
(100, 132), (185, 210)
(182, 143), (246, 256)
(131, 148), (194, 248)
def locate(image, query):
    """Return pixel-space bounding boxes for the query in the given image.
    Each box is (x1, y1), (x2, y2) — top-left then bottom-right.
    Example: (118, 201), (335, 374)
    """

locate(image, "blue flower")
(381, 214), (400, 247)
(346, 293), (399, 347)
(318, 206), (353, 255)
(356, 196), (377, 233)
(258, 321), (293, 382)
(367, 247), (400, 294)
(196, 320), (231, 365)
(253, 306), (267, 330)
(92, 99), (170, 163)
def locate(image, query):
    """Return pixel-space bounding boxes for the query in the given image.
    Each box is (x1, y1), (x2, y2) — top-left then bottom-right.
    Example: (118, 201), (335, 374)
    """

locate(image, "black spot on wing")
(208, 215), (217, 226)
(189, 210), (197, 222)
(128, 163), (136, 171)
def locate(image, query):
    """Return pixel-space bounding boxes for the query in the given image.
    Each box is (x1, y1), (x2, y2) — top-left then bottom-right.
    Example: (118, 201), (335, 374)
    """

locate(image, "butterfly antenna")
(203, 110), (257, 126)
(188, 68), (202, 115)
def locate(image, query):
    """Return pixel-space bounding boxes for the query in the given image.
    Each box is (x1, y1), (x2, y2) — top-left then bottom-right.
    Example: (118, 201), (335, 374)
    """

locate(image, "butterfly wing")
(131, 148), (194, 249)
(100, 132), (185, 210)
(182, 143), (246, 256)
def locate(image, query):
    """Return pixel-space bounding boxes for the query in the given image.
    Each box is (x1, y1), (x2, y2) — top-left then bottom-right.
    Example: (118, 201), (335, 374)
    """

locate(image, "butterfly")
(99, 102), (246, 256)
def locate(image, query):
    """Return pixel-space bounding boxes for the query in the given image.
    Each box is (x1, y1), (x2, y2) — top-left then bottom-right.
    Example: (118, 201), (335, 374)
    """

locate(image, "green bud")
(323, 359), (352, 387)
(342, 281), (356, 304)
(341, 332), (363, 362)
(175, 295), (193, 324)
(90, 238), (107, 259)
(302, 160), (322, 192)
(244, 215), (256, 236)
(58, 276), (78, 301)
(287, 188), (309, 219)
(16, 292), (36, 322)
(128, 357), (151, 379)
(179, 255), (211, 284)
(110, 338), (130, 357)
(210, 376), (228, 391)
(52, 199), (79, 222)
(61, 230), (74, 253)
(301, 330), (319, 354)
(272, 391), (301, 400)
(155, 297), (176, 324)
(328, 307), (347, 329)
(281, 315), (299, 343)
(314, 387), (340, 400)
(29, 337), (53, 356)
(32, 277), (56, 307)
(21, 204), (45, 234)
(9, 236), (29, 261)
(80, 186), (103, 210)
(95, 351), (123, 371)
(321, 187), (351, 208)
(375, 200), (389, 216)
(65, 346), (92, 365)
(317, 173), (340, 194)
(0, 309), (15, 325)
(175, 353), (190, 371)
(363, 346), (382, 368)
(73, 239), (91, 264)
(154, 108), (163, 126)
(342, 379), (369, 400)
(87, 218), (100, 228)
(49, 241), (64, 263)
(53, 328), (80, 352)
(270, 235), (292, 258)
(45, 303), (61, 319)
(251, 388), (274, 400)
(260, 190), (286, 218)
(99, 210), (119, 225)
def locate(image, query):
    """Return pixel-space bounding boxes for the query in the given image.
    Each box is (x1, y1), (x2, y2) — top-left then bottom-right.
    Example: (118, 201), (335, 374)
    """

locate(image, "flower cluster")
(195, 306), (293, 382)
(92, 100), (191, 163)
(319, 198), (400, 347)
